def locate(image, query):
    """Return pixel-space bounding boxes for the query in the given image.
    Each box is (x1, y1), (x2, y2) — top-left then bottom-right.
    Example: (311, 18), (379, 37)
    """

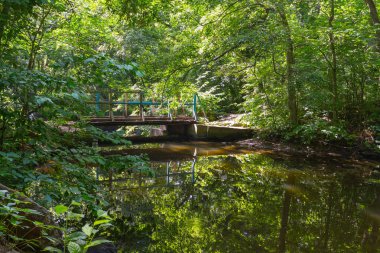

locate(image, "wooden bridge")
(86, 90), (201, 127)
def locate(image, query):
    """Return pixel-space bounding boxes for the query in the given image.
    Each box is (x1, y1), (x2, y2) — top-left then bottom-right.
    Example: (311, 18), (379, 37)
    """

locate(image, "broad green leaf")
(93, 219), (111, 226)
(96, 209), (108, 218)
(54, 205), (68, 215)
(20, 208), (42, 215)
(36, 96), (53, 105)
(67, 212), (84, 220)
(5, 152), (20, 158)
(71, 200), (81, 206)
(69, 187), (81, 194)
(84, 239), (112, 249)
(43, 246), (63, 253)
(135, 70), (144, 77)
(82, 223), (93, 236)
(67, 241), (81, 253)
(71, 92), (80, 100)
(84, 58), (96, 64)
(66, 231), (87, 241)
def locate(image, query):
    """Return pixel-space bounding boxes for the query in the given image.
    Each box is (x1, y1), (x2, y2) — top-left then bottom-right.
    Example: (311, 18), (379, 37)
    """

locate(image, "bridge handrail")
(86, 90), (199, 122)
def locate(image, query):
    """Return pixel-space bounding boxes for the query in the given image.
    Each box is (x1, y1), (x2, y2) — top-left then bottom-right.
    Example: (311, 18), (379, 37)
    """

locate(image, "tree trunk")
(329, 0), (338, 121)
(278, 7), (298, 124)
(27, 7), (51, 70)
(0, 3), (10, 55)
(28, 41), (37, 70)
(364, 0), (380, 51)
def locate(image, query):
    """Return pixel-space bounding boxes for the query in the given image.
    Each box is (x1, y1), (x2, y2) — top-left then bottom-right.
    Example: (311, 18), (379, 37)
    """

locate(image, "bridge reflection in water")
(97, 142), (253, 191)
(96, 142), (380, 252)
(98, 158), (197, 191)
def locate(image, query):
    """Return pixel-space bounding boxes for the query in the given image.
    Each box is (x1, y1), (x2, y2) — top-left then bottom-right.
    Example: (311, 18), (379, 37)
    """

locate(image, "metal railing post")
(139, 91), (144, 121)
(193, 94), (198, 121)
(109, 90), (114, 121)
(95, 92), (100, 112)
(124, 92), (128, 119)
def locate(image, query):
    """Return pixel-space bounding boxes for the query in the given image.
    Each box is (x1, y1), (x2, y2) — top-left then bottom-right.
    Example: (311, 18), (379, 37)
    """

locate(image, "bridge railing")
(86, 89), (200, 122)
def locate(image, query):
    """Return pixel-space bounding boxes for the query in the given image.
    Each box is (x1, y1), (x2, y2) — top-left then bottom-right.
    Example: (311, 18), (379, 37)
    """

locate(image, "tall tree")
(364, 0), (380, 51)
(277, 3), (298, 124)
(328, 0), (338, 120)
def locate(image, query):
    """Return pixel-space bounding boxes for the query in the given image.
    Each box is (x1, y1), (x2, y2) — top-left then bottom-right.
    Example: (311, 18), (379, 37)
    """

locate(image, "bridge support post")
(166, 124), (191, 138)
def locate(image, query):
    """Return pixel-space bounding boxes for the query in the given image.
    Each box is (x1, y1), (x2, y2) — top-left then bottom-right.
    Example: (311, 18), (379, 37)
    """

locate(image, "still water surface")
(103, 142), (380, 252)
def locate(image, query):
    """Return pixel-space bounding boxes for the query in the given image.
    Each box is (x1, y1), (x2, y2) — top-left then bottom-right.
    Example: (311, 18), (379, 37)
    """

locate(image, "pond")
(102, 142), (380, 252)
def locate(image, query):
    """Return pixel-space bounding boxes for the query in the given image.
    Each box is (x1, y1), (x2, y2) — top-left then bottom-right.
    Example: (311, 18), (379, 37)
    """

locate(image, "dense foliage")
(1, 0), (379, 130)
(0, 0), (379, 251)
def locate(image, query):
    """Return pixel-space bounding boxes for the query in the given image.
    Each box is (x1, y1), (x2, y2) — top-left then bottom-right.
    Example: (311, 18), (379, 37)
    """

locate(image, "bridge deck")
(89, 116), (196, 126)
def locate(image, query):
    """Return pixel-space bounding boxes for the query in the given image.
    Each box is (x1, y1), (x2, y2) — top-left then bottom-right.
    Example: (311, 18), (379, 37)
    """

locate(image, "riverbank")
(238, 137), (380, 163)
(207, 114), (379, 162)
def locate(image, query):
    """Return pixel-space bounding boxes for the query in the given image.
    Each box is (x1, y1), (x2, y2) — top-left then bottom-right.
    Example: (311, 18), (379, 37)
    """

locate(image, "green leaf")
(36, 96), (53, 105)
(66, 231), (87, 241)
(69, 187), (81, 194)
(84, 239), (112, 249)
(93, 219), (111, 226)
(71, 200), (81, 206)
(43, 246), (63, 253)
(54, 205), (68, 215)
(67, 212), (84, 220)
(20, 208), (42, 215)
(5, 152), (20, 158)
(84, 58), (96, 64)
(82, 223), (93, 236)
(135, 70), (144, 77)
(71, 92), (80, 100)
(68, 241), (81, 253)
(96, 209), (108, 218)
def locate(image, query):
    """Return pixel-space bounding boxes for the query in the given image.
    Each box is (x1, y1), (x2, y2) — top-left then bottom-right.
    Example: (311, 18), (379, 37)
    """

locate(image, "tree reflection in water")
(105, 152), (380, 252)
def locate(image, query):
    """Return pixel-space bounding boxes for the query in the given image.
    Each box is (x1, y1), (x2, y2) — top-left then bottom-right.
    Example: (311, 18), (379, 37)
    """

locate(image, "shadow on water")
(100, 142), (380, 252)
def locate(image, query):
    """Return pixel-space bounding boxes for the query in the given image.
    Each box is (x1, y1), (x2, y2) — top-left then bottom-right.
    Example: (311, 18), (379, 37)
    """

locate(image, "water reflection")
(103, 142), (380, 252)
(103, 159), (197, 190)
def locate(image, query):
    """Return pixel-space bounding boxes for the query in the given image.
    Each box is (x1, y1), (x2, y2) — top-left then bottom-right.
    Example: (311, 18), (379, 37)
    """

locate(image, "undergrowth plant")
(44, 202), (113, 253)
(0, 190), (57, 251)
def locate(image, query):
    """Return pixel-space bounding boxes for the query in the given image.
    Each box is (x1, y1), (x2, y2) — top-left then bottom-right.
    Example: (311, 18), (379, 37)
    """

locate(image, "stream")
(101, 141), (380, 252)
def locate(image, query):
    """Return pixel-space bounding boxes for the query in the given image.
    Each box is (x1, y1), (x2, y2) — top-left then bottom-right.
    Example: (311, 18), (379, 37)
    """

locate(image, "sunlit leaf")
(54, 205), (68, 215)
